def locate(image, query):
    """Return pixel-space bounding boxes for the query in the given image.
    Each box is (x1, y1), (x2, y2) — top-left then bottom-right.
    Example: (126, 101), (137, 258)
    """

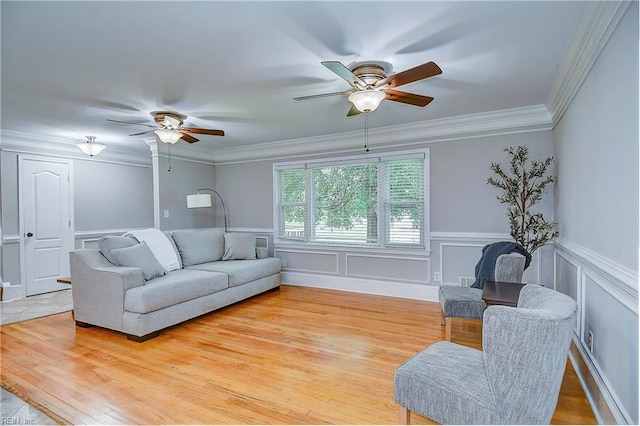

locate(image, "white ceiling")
(1, 1), (586, 158)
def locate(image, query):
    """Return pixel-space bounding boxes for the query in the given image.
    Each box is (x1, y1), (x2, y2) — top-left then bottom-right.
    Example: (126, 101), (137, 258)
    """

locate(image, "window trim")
(273, 148), (430, 252)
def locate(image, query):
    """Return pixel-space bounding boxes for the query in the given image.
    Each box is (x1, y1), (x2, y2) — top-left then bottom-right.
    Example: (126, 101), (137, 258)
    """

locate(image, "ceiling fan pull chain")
(168, 146), (172, 172)
(364, 112), (370, 153)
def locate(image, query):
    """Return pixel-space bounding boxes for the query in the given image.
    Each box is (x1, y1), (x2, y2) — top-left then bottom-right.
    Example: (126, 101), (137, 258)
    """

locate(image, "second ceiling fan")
(295, 60), (442, 116)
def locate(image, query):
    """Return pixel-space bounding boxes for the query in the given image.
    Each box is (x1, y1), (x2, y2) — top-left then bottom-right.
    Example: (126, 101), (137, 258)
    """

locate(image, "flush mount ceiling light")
(347, 89), (387, 113)
(77, 136), (106, 157)
(154, 128), (183, 145)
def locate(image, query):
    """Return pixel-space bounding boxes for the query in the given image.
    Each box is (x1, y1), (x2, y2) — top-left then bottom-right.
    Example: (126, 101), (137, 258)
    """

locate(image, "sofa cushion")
(98, 235), (138, 264)
(125, 269), (229, 314)
(188, 258), (281, 287)
(222, 233), (257, 260)
(171, 228), (225, 266)
(110, 242), (166, 281)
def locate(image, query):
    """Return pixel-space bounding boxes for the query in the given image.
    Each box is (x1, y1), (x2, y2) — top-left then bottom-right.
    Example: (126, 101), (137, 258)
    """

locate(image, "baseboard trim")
(569, 336), (629, 424)
(281, 271), (439, 302)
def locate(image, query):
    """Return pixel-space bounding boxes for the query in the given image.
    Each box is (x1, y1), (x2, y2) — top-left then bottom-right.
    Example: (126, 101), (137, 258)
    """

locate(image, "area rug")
(0, 289), (72, 325)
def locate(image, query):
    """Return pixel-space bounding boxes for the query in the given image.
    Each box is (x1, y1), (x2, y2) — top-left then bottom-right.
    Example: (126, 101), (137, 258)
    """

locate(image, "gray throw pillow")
(222, 233), (257, 260)
(98, 235), (138, 264)
(171, 228), (225, 266)
(110, 241), (166, 281)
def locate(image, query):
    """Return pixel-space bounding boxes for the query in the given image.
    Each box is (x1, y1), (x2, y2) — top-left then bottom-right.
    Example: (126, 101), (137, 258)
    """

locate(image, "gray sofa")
(70, 228), (281, 341)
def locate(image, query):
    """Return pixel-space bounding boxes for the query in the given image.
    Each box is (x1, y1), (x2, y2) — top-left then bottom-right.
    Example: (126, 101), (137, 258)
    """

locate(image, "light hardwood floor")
(1, 285), (596, 424)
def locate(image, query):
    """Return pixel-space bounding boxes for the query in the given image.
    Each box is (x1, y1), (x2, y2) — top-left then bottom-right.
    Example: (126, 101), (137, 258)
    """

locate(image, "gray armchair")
(395, 284), (577, 424)
(439, 252), (526, 340)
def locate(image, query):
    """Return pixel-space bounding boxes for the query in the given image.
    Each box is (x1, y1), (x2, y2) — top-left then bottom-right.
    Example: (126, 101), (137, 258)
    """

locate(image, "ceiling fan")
(107, 111), (225, 144)
(294, 60), (442, 116)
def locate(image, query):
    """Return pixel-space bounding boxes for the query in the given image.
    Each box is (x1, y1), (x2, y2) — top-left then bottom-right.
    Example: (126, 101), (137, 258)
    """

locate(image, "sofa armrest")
(70, 249), (145, 332)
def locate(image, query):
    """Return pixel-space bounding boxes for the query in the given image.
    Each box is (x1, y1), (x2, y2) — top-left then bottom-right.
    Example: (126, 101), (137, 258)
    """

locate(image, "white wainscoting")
(431, 232), (547, 286)
(345, 253), (430, 285)
(1, 234), (23, 300)
(275, 249), (339, 275)
(1, 234), (20, 245)
(282, 271), (440, 301)
(74, 229), (132, 249)
(555, 238), (638, 425)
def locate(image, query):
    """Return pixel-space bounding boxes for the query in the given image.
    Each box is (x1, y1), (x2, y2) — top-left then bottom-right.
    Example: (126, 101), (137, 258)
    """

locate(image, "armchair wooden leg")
(445, 317), (452, 341)
(399, 406), (411, 425)
(440, 308), (446, 326)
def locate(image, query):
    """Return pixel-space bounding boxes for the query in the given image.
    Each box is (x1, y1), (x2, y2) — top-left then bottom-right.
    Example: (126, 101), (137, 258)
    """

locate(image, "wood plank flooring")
(1, 285), (597, 424)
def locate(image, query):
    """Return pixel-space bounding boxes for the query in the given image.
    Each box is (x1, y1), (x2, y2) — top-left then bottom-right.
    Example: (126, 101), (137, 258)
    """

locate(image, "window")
(274, 149), (429, 250)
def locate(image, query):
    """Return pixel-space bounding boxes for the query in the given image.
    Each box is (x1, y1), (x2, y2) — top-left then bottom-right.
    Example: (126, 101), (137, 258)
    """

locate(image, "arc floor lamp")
(186, 188), (228, 232)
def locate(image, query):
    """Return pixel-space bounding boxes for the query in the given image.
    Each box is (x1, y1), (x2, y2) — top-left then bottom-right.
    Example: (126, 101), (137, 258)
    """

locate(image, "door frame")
(18, 154), (75, 296)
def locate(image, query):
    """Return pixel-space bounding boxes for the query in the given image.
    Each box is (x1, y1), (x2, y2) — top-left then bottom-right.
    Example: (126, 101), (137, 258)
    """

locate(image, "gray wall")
(430, 132), (554, 233)
(216, 132), (555, 233)
(74, 159), (153, 231)
(214, 160), (274, 230)
(156, 154), (217, 230)
(0, 148), (155, 289)
(0, 151), (20, 285)
(214, 131), (555, 291)
(553, 3), (638, 423)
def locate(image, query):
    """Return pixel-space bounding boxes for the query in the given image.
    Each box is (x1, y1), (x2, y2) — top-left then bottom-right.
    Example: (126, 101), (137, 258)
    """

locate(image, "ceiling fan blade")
(180, 127), (225, 137)
(294, 90), (354, 101)
(180, 133), (199, 143)
(321, 61), (367, 89)
(106, 118), (156, 128)
(129, 130), (156, 136)
(346, 104), (361, 117)
(378, 61), (442, 89)
(384, 89), (434, 107)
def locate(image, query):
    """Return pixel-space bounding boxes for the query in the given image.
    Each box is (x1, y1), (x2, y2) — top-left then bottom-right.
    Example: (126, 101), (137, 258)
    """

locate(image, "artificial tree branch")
(487, 145), (558, 254)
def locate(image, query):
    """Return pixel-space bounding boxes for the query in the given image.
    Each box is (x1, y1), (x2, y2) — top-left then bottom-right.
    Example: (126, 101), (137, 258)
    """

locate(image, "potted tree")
(488, 145), (558, 254)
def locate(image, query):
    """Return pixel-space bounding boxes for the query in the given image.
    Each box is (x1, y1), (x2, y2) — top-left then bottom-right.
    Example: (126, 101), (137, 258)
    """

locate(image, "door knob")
(26, 232), (33, 237)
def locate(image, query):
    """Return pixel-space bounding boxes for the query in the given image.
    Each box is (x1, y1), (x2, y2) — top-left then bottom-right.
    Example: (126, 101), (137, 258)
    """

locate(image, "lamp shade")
(155, 129), (183, 144)
(77, 136), (106, 157)
(186, 193), (212, 209)
(348, 89), (386, 113)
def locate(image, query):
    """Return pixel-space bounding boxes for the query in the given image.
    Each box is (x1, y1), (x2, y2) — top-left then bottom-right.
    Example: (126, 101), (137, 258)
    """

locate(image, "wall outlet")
(281, 259), (287, 268)
(433, 272), (441, 282)
(164, 209), (170, 218)
(587, 330), (594, 352)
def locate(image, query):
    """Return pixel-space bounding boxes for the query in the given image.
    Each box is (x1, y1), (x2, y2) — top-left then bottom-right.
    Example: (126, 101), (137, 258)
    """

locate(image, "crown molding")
(209, 105), (552, 165)
(0, 104), (552, 167)
(0, 130), (152, 167)
(546, 1), (631, 127)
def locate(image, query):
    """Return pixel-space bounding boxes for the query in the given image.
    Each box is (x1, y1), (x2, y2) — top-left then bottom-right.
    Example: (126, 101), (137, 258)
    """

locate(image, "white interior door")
(21, 157), (72, 296)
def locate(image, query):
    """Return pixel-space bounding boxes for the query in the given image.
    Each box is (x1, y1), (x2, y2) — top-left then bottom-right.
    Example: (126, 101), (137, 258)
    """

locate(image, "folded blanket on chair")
(471, 241), (531, 289)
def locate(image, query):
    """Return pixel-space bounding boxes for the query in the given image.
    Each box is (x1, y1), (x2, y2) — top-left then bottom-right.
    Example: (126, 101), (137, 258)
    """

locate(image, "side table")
(481, 281), (526, 307)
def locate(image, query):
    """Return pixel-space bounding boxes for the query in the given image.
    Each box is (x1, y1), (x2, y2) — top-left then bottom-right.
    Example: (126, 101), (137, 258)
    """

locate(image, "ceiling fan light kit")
(154, 128), (183, 145)
(77, 136), (106, 157)
(296, 60), (442, 116)
(107, 111), (225, 145)
(348, 89), (386, 113)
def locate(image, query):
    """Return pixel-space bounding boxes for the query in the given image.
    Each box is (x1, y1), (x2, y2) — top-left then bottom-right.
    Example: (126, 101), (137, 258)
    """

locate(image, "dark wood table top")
(481, 281), (526, 307)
